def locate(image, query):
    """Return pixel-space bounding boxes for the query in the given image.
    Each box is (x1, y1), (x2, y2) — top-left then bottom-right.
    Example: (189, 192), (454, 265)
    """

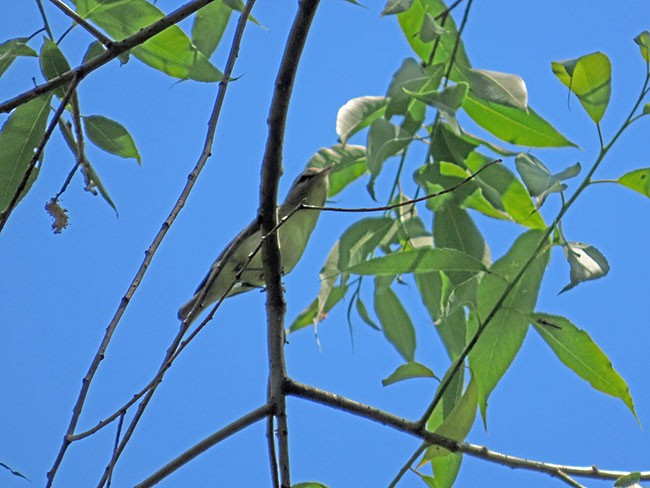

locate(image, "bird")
(178, 165), (332, 324)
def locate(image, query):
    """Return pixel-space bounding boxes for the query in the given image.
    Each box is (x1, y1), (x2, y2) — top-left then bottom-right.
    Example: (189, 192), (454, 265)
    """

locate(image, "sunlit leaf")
(515, 153), (581, 205)
(192, 1), (232, 58)
(336, 96), (387, 145)
(74, 0), (222, 81)
(356, 297), (380, 330)
(0, 94), (52, 212)
(347, 248), (488, 276)
(292, 482), (330, 488)
(560, 241), (610, 293)
(83, 115), (141, 163)
(534, 313), (636, 418)
(374, 278), (416, 361)
(551, 52), (612, 123)
(381, 0), (414, 16)
(470, 230), (550, 422)
(468, 69), (528, 111)
(382, 361), (436, 386)
(633, 31), (650, 63)
(419, 12), (447, 43)
(617, 168), (650, 198)
(463, 94), (576, 147)
(614, 472), (642, 488)
(307, 144), (366, 196)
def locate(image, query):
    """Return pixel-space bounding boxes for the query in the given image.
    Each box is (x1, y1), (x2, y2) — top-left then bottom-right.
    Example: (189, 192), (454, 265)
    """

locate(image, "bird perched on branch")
(178, 165), (332, 324)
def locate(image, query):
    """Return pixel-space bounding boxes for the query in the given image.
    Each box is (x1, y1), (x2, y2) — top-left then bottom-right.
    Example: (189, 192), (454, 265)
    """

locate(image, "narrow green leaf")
(560, 241), (610, 293)
(515, 152), (581, 201)
(337, 217), (396, 275)
(39, 38), (72, 99)
(347, 248), (488, 276)
(463, 94), (576, 147)
(468, 69), (528, 110)
(221, 0), (263, 27)
(470, 230), (550, 422)
(192, 1), (232, 58)
(0, 38), (37, 77)
(356, 297), (380, 330)
(533, 313), (636, 418)
(307, 144), (366, 197)
(374, 279), (416, 361)
(82, 40), (106, 64)
(381, 0), (414, 15)
(83, 115), (141, 163)
(633, 31), (650, 63)
(617, 168), (650, 197)
(74, 0), (222, 82)
(382, 361), (436, 386)
(551, 52), (612, 123)
(429, 454), (462, 488)
(289, 284), (347, 332)
(336, 96), (387, 145)
(82, 162), (118, 214)
(0, 94), (52, 212)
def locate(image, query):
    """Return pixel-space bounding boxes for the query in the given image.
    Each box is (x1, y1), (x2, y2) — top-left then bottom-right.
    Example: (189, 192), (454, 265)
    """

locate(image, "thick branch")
(259, 1), (321, 487)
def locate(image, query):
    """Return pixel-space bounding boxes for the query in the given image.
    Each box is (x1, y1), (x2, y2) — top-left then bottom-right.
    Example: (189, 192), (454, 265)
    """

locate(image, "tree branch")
(259, 1), (321, 486)
(286, 379), (650, 484)
(0, 0), (220, 114)
(48, 0), (114, 46)
(44, 2), (257, 485)
(134, 403), (274, 488)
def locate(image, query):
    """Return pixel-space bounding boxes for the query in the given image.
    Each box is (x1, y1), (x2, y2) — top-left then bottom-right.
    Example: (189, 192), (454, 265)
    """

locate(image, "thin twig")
(48, 0), (114, 46)
(387, 442), (428, 488)
(267, 409), (280, 488)
(35, 0), (54, 39)
(304, 159), (500, 213)
(44, 2), (257, 486)
(259, 1), (322, 486)
(0, 74), (80, 232)
(0, 0), (221, 114)
(442, 0), (472, 82)
(286, 379), (650, 483)
(134, 404), (273, 488)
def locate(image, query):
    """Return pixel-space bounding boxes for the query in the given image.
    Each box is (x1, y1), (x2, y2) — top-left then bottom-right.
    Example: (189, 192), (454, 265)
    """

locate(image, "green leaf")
(222, 0), (263, 27)
(366, 118), (412, 189)
(429, 454), (462, 488)
(466, 154), (544, 228)
(385, 58), (442, 119)
(614, 472), (642, 488)
(337, 217), (397, 275)
(405, 83), (468, 131)
(430, 122), (477, 164)
(374, 279), (416, 361)
(355, 297), (380, 330)
(469, 230), (550, 422)
(633, 31), (650, 63)
(382, 361), (436, 386)
(289, 284), (347, 332)
(515, 152), (581, 203)
(83, 162), (118, 214)
(617, 168), (650, 198)
(83, 115), (141, 163)
(0, 38), (37, 77)
(381, 0), (414, 15)
(307, 144), (366, 197)
(336, 96), (387, 145)
(74, 0), (222, 82)
(560, 241), (610, 293)
(463, 94), (576, 147)
(39, 38), (73, 99)
(533, 313), (636, 418)
(82, 40), (106, 64)
(468, 69), (528, 110)
(424, 378), (478, 458)
(397, 0), (471, 82)
(551, 52), (612, 123)
(292, 483), (329, 488)
(192, 1), (232, 58)
(0, 94), (52, 213)
(347, 248), (488, 276)
(419, 12), (447, 43)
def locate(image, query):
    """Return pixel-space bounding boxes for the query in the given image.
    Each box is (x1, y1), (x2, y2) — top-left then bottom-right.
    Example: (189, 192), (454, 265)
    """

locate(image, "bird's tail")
(178, 295), (199, 323)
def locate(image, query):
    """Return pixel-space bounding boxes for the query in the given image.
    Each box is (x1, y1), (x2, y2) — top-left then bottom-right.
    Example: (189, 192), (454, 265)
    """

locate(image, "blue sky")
(1, 1), (649, 487)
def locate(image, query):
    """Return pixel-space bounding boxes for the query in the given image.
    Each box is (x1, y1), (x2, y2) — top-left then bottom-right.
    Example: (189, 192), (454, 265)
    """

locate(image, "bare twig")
(387, 442), (427, 488)
(0, 75), (80, 232)
(0, 0), (220, 114)
(45, 2), (257, 486)
(286, 379), (650, 484)
(267, 408), (280, 488)
(134, 404), (273, 488)
(304, 159), (500, 213)
(48, 0), (114, 46)
(259, 1), (321, 486)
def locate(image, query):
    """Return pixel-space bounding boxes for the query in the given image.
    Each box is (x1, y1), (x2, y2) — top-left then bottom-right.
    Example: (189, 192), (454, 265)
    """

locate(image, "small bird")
(178, 165), (332, 324)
